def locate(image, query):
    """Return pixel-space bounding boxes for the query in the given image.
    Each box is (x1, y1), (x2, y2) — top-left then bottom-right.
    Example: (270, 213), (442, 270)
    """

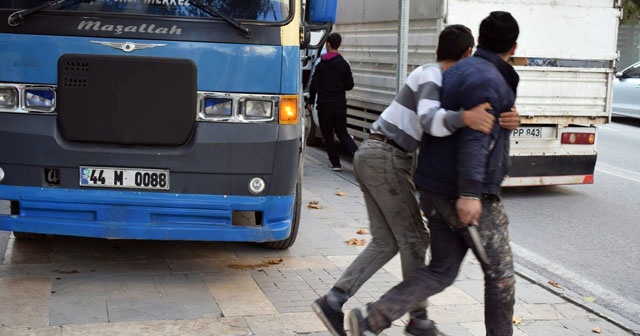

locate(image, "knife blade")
(467, 225), (489, 264)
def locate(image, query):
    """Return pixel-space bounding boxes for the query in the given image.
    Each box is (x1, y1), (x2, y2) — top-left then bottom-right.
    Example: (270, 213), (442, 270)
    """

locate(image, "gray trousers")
(366, 189), (516, 335)
(333, 139), (429, 319)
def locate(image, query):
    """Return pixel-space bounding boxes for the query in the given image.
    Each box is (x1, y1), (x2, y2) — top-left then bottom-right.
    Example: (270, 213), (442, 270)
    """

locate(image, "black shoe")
(347, 306), (376, 335)
(330, 164), (342, 172)
(311, 296), (346, 336)
(405, 318), (447, 336)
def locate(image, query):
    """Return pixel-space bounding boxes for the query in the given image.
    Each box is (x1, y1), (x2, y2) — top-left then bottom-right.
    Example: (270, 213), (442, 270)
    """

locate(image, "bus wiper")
(8, 0), (82, 27)
(186, 0), (252, 38)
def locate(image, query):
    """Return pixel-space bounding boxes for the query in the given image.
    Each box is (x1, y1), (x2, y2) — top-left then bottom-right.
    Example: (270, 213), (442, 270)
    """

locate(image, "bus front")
(0, 0), (307, 248)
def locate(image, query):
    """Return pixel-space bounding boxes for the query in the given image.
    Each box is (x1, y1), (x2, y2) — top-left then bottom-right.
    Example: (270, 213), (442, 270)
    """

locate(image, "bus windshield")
(1, 0), (291, 22)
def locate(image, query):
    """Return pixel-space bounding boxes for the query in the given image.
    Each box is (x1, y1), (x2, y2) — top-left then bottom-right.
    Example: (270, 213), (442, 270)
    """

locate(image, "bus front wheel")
(263, 181), (301, 249)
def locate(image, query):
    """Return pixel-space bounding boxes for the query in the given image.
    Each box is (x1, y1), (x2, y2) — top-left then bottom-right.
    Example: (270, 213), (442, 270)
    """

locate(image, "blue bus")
(0, 0), (336, 248)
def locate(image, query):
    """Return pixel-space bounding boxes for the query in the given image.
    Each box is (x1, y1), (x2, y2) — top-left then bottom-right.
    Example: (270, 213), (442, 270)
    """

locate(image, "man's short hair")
(326, 32), (342, 50)
(478, 11), (519, 53)
(436, 24), (474, 62)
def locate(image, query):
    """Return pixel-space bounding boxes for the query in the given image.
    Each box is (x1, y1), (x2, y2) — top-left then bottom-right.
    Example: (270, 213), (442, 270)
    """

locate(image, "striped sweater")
(370, 63), (465, 152)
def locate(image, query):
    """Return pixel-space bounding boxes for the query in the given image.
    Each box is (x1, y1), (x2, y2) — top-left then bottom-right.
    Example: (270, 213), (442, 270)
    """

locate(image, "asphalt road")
(503, 117), (640, 327)
(307, 117), (640, 329)
(503, 117), (640, 324)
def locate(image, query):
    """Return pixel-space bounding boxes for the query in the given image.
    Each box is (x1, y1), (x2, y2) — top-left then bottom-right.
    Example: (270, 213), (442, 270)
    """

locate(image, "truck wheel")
(13, 231), (47, 240)
(263, 181), (301, 249)
(306, 121), (323, 147)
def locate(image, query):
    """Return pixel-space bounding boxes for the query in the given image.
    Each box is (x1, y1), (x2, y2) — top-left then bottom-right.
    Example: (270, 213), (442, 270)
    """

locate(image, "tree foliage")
(622, 0), (640, 24)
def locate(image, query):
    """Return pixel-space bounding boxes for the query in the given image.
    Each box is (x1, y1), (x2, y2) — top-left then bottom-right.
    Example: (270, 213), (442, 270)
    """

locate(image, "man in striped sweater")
(312, 24), (520, 336)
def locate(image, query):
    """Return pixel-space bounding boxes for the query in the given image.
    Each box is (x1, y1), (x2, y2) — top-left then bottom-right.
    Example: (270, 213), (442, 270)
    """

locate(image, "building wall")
(617, 24), (640, 70)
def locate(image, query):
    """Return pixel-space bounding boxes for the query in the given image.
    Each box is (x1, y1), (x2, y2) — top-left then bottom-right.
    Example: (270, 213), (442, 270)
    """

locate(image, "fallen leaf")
(267, 258), (284, 265)
(548, 280), (564, 290)
(336, 191), (346, 196)
(356, 228), (368, 234)
(583, 296), (596, 303)
(592, 326), (601, 333)
(307, 200), (322, 209)
(346, 238), (366, 246)
(512, 316), (522, 325)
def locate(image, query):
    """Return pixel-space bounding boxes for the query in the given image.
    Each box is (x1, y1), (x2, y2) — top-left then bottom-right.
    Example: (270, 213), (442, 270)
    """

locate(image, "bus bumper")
(0, 186), (294, 242)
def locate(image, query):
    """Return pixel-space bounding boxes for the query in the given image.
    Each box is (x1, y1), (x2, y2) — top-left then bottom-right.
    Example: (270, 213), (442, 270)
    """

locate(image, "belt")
(369, 133), (406, 152)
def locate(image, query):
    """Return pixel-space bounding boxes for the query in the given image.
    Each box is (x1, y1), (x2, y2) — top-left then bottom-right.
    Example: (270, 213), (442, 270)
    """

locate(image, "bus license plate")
(79, 166), (170, 190)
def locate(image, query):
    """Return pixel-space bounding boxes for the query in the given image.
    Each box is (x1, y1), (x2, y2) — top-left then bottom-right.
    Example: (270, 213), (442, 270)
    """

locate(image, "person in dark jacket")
(307, 32), (357, 171)
(347, 11), (521, 336)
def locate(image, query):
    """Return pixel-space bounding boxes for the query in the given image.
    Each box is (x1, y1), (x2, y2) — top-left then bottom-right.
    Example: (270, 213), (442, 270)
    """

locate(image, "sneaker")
(330, 165), (342, 172)
(347, 307), (376, 336)
(311, 296), (346, 336)
(405, 319), (447, 336)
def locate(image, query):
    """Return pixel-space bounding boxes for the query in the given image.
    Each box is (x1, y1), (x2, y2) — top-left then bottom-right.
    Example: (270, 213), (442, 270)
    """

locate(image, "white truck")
(319, 0), (621, 186)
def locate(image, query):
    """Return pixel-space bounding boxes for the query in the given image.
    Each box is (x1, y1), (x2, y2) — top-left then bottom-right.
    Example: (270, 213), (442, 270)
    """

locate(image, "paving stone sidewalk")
(0, 153), (635, 336)
(297, 154), (635, 336)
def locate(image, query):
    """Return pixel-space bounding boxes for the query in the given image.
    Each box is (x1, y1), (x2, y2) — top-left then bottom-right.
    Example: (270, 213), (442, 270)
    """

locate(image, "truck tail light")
(561, 132), (595, 145)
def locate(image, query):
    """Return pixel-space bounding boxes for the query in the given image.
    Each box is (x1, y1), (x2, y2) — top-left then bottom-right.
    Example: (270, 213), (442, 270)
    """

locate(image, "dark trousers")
(366, 188), (516, 335)
(317, 102), (358, 167)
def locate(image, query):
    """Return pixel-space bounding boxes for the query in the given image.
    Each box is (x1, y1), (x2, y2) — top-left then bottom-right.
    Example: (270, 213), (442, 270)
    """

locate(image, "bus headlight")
(244, 99), (272, 119)
(248, 177), (266, 194)
(196, 93), (283, 123)
(24, 87), (56, 112)
(204, 97), (232, 117)
(0, 87), (18, 109)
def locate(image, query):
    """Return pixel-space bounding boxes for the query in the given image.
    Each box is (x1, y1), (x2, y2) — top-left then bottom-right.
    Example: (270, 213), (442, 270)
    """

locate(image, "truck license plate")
(511, 126), (556, 138)
(79, 166), (170, 190)
(512, 127), (542, 138)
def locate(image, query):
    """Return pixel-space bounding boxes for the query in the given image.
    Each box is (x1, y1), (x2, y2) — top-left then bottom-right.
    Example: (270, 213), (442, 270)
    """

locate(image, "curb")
(514, 262), (640, 336)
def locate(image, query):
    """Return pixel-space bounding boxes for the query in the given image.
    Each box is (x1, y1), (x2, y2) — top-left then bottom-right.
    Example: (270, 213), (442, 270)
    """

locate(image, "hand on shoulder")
(463, 102), (494, 134)
(499, 106), (520, 130)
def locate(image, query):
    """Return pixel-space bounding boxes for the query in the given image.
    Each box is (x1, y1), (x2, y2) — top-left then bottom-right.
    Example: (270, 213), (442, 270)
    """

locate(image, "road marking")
(511, 242), (640, 330)
(596, 163), (640, 183)
(598, 124), (620, 132)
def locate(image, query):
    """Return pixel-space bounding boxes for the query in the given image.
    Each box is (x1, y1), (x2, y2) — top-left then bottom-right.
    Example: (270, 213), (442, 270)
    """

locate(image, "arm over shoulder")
(412, 65), (466, 137)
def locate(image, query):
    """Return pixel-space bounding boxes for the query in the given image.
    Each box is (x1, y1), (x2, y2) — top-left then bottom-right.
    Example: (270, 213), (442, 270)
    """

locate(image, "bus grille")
(57, 54), (197, 146)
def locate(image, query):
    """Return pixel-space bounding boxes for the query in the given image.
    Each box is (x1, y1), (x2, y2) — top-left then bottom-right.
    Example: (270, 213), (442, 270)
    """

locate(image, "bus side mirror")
(308, 0), (337, 24)
(301, 29), (311, 47)
(302, 29), (328, 49)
